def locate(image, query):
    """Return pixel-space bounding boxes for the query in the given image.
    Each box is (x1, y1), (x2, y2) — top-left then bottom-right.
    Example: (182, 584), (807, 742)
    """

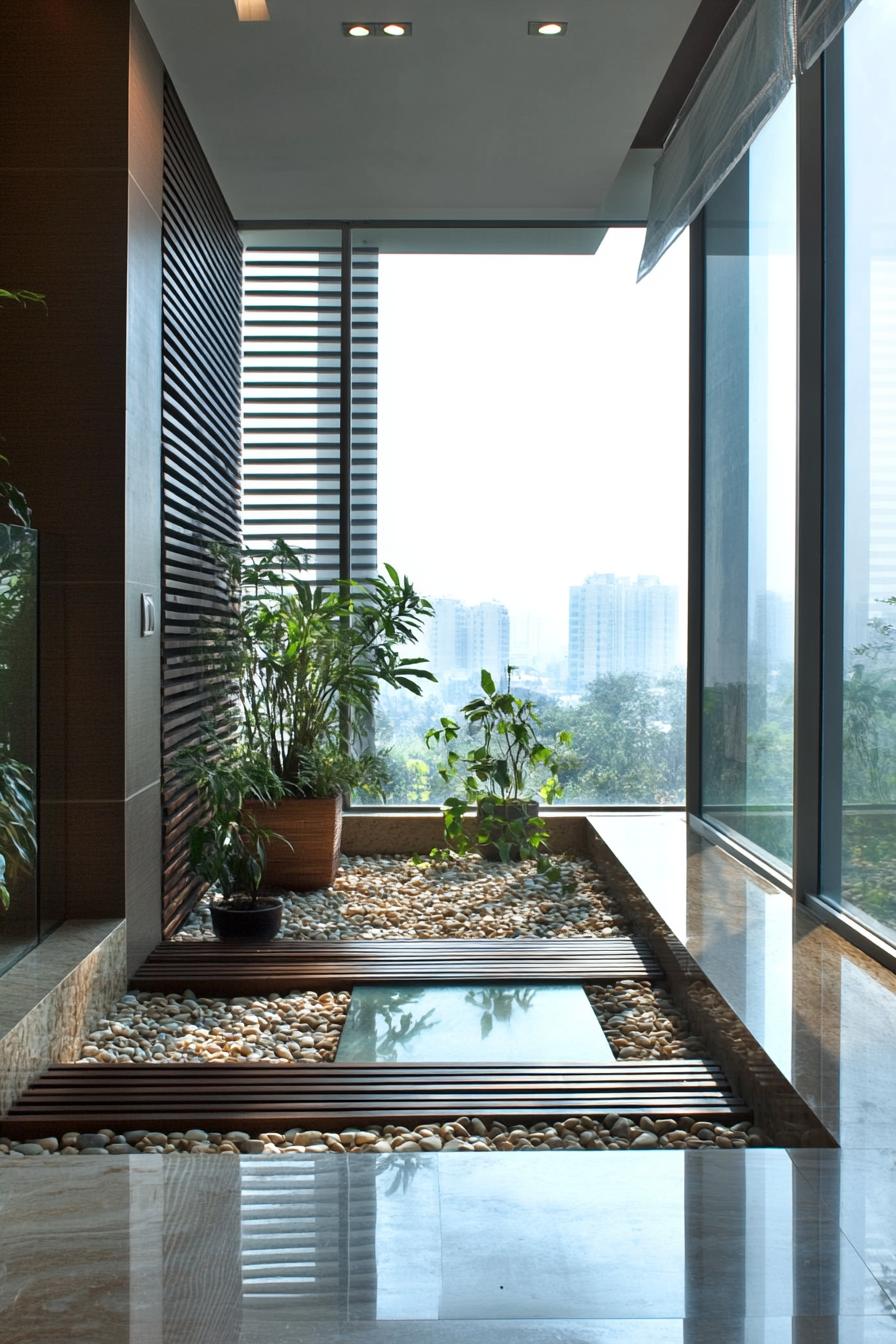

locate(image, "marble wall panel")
(0, 920), (126, 1119)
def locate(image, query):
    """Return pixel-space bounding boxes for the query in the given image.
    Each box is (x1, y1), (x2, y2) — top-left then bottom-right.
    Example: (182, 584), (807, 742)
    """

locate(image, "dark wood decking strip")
(2, 1061), (748, 1136)
(130, 937), (662, 993)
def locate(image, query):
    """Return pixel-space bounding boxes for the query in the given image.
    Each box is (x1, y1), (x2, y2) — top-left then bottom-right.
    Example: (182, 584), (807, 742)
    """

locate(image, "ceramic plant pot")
(476, 798), (540, 862)
(209, 893), (283, 941)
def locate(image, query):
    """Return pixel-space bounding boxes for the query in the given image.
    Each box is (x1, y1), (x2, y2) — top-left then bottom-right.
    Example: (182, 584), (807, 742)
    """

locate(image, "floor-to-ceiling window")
(373, 227), (689, 805)
(701, 90), (798, 871)
(240, 226), (691, 810)
(821, 0), (896, 946)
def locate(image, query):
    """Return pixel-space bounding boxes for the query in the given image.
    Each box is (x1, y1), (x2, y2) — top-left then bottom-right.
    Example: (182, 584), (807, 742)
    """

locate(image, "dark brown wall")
(0, 1), (164, 969)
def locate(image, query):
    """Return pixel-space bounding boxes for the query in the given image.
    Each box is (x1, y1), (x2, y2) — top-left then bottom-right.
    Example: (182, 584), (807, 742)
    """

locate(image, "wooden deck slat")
(130, 937), (662, 992)
(3, 1060), (749, 1136)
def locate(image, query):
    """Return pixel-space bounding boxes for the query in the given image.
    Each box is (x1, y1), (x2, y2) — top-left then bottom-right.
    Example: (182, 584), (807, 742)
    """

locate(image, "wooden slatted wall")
(160, 79), (243, 936)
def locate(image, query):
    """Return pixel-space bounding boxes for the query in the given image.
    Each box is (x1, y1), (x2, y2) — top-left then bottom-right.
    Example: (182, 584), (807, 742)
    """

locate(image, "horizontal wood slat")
(130, 937), (663, 992)
(243, 243), (378, 581)
(161, 78), (243, 937)
(3, 1061), (748, 1136)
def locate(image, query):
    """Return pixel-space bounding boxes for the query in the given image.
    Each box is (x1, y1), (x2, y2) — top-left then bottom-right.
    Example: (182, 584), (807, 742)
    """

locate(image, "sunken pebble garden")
(0, 545), (770, 1157)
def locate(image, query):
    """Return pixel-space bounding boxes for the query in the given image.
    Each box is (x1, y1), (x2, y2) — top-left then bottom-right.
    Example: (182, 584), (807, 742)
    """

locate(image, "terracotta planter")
(210, 894), (283, 941)
(476, 799), (539, 862)
(244, 794), (342, 891)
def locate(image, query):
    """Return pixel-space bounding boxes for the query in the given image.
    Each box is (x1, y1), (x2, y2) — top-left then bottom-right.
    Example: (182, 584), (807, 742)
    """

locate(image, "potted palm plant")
(178, 732), (289, 940)
(221, 541), (434, 890)
(425, 666), (572, 878)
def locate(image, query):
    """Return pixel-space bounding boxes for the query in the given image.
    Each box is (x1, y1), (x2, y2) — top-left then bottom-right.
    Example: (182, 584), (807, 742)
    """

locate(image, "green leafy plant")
(424, 666), (572, 876)
(0, 453), (31, 527)
(0, 289), (45, 308)
(177, 730), (288, 906)
(0, 288), (43, 528)
(0, 748), (36, 912)
(0, 526), (38, 915)
(218, 540), (435, 798)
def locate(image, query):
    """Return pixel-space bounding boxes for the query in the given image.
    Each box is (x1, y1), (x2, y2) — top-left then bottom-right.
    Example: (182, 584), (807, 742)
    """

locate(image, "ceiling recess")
(136, 0), (700, 219)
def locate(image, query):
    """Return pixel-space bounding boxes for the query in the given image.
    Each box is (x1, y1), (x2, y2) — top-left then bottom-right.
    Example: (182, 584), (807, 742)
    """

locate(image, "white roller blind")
(638, 0), (796, 280)
(797, 0), (864, 69)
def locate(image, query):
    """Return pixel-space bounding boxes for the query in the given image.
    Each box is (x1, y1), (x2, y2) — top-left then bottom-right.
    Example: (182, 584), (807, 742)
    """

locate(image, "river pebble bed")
(174, 854), (628, 941)
(0, 1114), (769, 1158)
(74, 990), (349, 1065)
(70, 979), (706, 1066)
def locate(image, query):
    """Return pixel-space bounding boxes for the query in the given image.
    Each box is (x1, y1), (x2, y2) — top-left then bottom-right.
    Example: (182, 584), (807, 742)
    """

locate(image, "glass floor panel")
(335, 982), (615, 1064)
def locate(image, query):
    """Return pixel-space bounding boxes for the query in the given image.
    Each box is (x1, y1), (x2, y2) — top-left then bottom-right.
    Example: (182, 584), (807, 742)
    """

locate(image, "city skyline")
(417, 570), (688, 691)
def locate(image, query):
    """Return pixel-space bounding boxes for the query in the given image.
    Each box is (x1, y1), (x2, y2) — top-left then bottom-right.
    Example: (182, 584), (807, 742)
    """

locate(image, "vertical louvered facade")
(242, 242), (378, 583)
(160, 79), (243, 936)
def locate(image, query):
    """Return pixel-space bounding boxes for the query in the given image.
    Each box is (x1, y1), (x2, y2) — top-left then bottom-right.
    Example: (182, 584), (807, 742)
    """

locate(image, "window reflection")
(0, 523), (38, 975)
(826, 0), (896, 947)
(702, 90), (797, 870)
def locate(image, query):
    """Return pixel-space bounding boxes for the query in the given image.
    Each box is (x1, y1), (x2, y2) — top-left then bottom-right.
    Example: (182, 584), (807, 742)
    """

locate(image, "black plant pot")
(476, 799), (540, 862)
(210, 895), (283, 941)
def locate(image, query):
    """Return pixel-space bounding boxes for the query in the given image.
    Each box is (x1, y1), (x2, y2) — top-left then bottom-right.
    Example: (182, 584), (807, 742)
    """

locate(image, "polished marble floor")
(4, 817), (896, 1342)
(336, 982), (614, 1063)
(1, 1150), (895, 1342)
(593, 814), (896, 1153)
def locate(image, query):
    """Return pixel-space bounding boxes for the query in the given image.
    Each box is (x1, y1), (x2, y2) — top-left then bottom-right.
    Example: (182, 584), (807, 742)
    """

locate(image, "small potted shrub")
(219, 541), (434, 890)
(425, 666), (572, 878)
(179, 734), (289, 940)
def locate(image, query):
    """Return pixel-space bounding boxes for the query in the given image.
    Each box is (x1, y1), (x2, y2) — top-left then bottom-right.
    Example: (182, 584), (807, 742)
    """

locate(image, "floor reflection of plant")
(842, 811), (896, 930)
(463, 986), (536, 1040)
(377, 1153), (424, 1197)
(354, 989), (439, 1061)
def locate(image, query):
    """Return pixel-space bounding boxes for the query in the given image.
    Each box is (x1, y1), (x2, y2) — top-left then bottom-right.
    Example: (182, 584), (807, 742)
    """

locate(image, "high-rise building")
(568, 574), (679, 691)
(753, 592), (795, 671)
(469, 601), (510, 679)
(423, 598), (510, 682)
(425, 598), (470, 680)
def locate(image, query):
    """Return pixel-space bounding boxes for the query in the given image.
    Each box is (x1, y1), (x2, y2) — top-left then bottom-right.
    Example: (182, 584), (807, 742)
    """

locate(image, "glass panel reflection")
(336, 982), (615, 1063)
(0, 523), (38, 975)
(702, 90), (797, 870)
(828, 0), (896, 947)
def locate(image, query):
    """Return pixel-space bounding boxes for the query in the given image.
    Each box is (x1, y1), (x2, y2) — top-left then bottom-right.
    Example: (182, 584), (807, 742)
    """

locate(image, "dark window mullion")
(793, 53), (834, 905)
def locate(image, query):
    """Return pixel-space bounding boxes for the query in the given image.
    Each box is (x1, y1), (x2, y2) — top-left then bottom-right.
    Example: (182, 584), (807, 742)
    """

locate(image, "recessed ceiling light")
(343, 20), (412, 38)
(528, 20), (568, 36)
(234, 0), (270, 20)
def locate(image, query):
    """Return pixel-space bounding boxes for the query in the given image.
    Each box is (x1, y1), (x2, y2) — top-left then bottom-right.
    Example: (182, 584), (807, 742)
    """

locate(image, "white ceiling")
(135, 0), (698, 221)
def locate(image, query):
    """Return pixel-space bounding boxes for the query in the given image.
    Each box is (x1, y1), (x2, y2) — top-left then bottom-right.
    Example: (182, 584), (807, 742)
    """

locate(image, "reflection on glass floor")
(335, 982), (615, 1063)
(205, 1150), (896, 1340)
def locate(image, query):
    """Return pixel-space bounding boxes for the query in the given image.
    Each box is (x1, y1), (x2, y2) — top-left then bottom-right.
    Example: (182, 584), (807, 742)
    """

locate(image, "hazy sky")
(376, 228), (690, 656)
